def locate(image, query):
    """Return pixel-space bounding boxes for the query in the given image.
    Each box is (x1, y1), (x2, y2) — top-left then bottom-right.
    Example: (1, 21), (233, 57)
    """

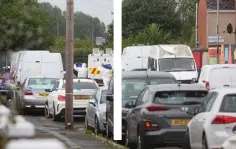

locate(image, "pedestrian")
(74, 62), (88, 78)
(98, 63), (112, 87)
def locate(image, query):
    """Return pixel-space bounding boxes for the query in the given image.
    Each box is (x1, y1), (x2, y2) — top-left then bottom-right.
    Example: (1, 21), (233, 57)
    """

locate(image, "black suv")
(105, 71), (177, 141)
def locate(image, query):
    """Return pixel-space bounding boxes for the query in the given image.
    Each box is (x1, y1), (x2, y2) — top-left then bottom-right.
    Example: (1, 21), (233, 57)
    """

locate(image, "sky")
(38, 0), (113, 25)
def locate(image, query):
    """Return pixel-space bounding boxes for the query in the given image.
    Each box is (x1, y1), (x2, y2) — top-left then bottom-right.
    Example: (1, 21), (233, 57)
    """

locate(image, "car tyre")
(202, 134), (209, 149)
(125, 127), (137, 149)
(52, 103), (61, 121)
(84, 115), (90, 130)
(182, 130), (191, 149)
(137, 132), (150, 149)
(106, 122), (112, 138)
(45, 104), (52, 118)
(94, 116), (100, 135)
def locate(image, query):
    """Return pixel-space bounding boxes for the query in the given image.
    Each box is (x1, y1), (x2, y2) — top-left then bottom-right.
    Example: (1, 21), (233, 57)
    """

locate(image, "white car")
(44, 78), (99, 121)
(85, 86), (108, 134)
(5, 139), (66, 149)
(183, 88), (236, 149)
(221, 135), (236, 149)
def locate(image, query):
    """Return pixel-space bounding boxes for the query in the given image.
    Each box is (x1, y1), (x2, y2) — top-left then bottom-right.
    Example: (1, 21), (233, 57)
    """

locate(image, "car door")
(87, 91), (95, 126)
(91, 89), (100, 127)
(48, 81), (59, 111)
(129, 89), (146, 141)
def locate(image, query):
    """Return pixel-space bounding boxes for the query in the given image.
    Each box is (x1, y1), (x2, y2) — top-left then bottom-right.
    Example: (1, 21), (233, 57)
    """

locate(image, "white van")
(198, 64), (236, 90)
(16, 51), (63, 84)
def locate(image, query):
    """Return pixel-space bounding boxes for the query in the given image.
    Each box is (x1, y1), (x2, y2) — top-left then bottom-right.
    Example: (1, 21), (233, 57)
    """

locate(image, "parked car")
(198, 64), (236, 91)
(105, 71), (177, 140)
(85, 86), (108, 134)
(183, 88), (236, 149)
(16, 77), (59, 114)
(44, 78), (99, 121)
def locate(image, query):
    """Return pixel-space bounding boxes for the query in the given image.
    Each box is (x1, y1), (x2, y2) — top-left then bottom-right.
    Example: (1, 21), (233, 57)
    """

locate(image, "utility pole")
(216, 0), (220, 63)
(195, 2), (198, 48)
(65, 0), (74, 129)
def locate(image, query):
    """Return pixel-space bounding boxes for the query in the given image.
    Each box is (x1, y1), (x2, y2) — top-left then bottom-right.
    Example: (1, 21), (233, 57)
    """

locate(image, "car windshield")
(62, 82), (98, 90)
(28, 78), (58, 89)
(158, 58), (196, 72)
(122, 78), (176, 98)
(153, 91), (208, 105)
(220, 94), (236, 113)
(100, 90), (108, 104)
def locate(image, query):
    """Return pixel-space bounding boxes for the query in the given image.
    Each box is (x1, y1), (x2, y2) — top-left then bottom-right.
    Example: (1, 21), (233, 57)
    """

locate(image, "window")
(28, 78), (58, 89)
(199, 92), (215, 112)
(220, 94), (236, 113)
(122, 79), (147, 98)
(100, 90), (108, 104)
(62, 82), (98, 89)
(135, 89), (146, 106)
(149, 78), (176, 85)
(153, 90), (208, 105)
(205, 92), (218, 112)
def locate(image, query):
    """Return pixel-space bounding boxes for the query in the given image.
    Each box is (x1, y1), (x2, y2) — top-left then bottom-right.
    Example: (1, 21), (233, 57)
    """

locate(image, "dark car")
(105, 71), (177, 140)
(124, 84), (208, 149)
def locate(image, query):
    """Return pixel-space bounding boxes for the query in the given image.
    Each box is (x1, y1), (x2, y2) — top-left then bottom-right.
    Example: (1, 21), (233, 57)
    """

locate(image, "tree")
(0, 0), (55, 51)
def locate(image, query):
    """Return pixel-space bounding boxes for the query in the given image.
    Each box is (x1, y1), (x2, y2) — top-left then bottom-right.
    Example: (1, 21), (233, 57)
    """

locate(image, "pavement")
(3, 95), (181, 149)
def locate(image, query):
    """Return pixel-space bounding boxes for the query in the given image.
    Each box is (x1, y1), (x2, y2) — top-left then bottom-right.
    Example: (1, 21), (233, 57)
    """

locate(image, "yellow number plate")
(38, 93), (49, 97)
(171, 119), (190, 126)
(74, 95), (91, 100)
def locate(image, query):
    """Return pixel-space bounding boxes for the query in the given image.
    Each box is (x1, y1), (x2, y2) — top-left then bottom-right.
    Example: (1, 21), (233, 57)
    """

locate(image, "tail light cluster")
(205, 81), (210, 91)
(146, 106), (168, 111)
(57, 95), (66, 101)
(211, 115), (236, 124)
(144, 121), (160, 131)
(24, 91), (33, 95)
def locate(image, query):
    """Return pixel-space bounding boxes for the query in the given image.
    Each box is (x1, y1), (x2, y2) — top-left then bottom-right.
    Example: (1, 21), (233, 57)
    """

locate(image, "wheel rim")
(45, 106), (49, 117)
(106, 124), (109, 137)
(125, 129), (129, 146)
(138, 134), (141, 149)
(94, 119), (98, 135)
(84, 116), (88, 129)
(202, 136), (207, 149)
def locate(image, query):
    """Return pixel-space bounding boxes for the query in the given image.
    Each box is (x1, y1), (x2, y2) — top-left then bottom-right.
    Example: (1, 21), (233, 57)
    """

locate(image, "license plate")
(171, 119), (190, 126)
(74, 95), (91, 100)
(38, 93), (49, 97)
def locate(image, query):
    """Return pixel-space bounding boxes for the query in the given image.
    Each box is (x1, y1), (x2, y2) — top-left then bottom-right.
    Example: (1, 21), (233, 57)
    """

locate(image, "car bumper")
(206, 129), (231, 149)
(143, 129), (186, 147)
(55, 102), (87, 117)
(24, 97), (47, 109)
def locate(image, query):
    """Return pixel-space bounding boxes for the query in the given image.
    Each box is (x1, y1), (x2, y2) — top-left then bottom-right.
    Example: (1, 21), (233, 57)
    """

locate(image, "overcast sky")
(38, 0), (113, 25)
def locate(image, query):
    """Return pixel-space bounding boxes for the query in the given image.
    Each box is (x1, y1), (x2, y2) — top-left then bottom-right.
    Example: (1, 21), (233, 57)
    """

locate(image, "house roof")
(207, 0), (235, 10)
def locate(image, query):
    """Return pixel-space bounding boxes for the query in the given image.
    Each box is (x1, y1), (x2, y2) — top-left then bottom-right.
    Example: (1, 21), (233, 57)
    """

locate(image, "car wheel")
(106, 122), (112, 138)
(94, 116), (100, 135)
(182, 130), (191, 149)
(52, 103), (61, 121)
(84, 115), (90, 130)
(137, 132), (149, 149)
(202, 134), (209, 149)
(45, 104), (52, 118)
(125, 128), (137, 149)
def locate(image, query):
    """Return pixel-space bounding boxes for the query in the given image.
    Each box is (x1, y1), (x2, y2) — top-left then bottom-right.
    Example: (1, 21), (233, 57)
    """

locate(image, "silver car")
(18, 77), (58, 114)
(85, 86), (107, 134)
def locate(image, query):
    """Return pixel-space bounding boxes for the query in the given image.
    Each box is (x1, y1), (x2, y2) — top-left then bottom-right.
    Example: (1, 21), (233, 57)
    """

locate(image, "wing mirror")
(106, 92), (113, 101)
(51, 87), (57, 91)
(186, 107), (200, 116)
(88, 99), (96, 107)
(124, 101), (135, 108)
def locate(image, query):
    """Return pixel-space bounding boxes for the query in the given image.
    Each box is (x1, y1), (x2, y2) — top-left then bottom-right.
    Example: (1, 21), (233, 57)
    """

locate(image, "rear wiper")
(182, 101), (201, 105)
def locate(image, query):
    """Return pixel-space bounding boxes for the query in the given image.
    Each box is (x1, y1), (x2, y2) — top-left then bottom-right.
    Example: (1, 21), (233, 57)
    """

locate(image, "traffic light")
(226, 23), (233, 34)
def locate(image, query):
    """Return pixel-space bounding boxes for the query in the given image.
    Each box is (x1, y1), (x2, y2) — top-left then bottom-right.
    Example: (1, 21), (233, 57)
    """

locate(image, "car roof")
(211, 88), (236, 94)
(147, 84), (207, 92)
(122, 71), (175, 79)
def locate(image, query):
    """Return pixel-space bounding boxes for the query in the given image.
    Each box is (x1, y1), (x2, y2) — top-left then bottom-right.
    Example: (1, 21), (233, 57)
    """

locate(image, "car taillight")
(24, 91), (33, 95)
(146, 106), (168, 111)
(57, 95), (65, 101)
(211, 115), (236, 124)
(205, 81), (210, 90)
(144, 121), (160, 131)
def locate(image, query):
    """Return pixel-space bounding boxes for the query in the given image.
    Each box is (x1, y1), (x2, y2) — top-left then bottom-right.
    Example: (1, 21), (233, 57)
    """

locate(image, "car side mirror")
(124, 101), (135, 108)
(187, 107), (200, 116)
(88, 99), (96, 107)
(106, 92), (113, 101)
(45, 89), (52, 92)
(52, 87), (57, 91)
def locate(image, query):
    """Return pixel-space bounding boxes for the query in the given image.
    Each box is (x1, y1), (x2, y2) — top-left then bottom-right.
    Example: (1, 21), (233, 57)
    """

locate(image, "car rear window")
(28, 78), (58, 88)
(209, 68), (236, 83)
(153, 91), (208, 105)
(220, 94), (236, 112)
(150, 78), (176, 84)
(62, 82), (98, 90)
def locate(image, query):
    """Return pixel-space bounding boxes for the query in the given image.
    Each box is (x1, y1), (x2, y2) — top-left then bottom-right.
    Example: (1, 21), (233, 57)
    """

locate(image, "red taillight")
(211, 115), (236, 124)
(146, 106), (168, 111)
(57, 95), (65, 101)
(144, 121), (160, 131)
(205, 81), (210, 90)
(24, 91), (33, 95)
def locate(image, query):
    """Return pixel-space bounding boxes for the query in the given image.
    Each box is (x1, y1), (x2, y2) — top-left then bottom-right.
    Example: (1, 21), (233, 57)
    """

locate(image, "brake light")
(144, 121), (160, 131)
(205, 81), (210, 90)
(24, 91), (33, 95)
(57, 95), (65, 101)
(211, 115), (236, 124)
(146, 106), (168, 111)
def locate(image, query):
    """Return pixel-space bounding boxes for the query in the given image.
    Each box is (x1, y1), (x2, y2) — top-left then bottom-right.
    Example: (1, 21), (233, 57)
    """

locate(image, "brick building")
(197, 0), (236, 48)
